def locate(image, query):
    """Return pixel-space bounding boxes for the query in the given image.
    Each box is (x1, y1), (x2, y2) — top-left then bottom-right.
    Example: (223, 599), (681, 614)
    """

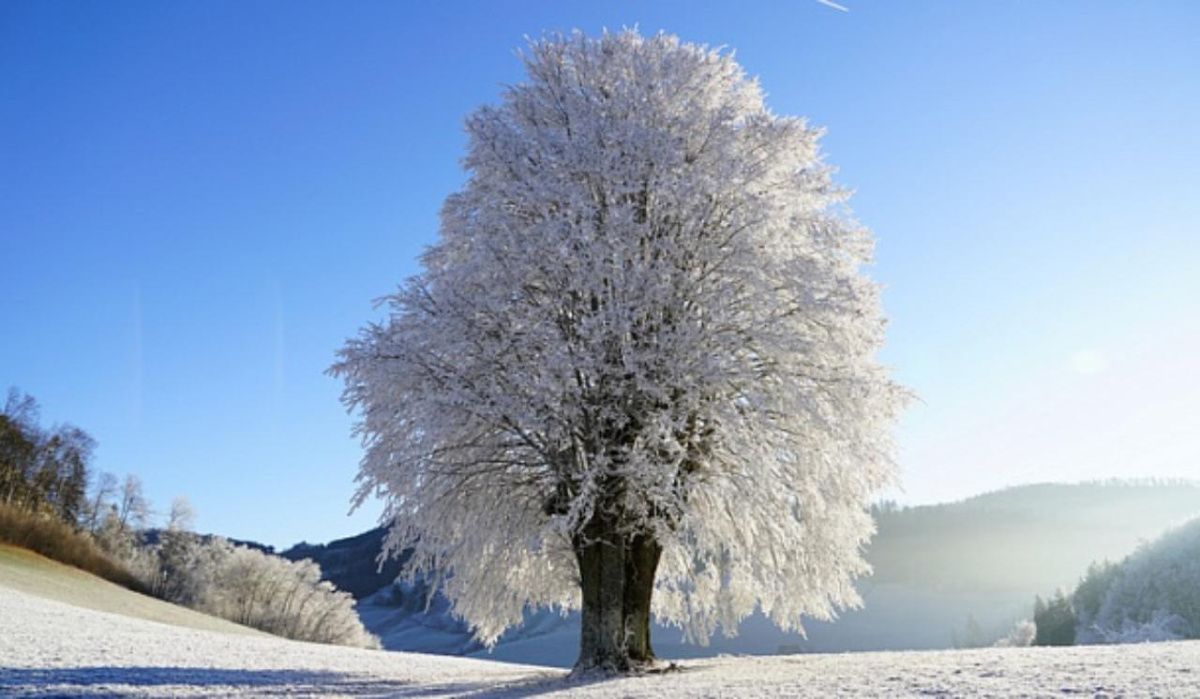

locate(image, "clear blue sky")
(3, 1), (1197, 548)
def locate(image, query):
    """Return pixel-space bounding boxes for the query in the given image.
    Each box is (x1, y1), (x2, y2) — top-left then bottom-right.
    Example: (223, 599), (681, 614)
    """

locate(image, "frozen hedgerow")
(333, 29), (906, 673)
(200, 543), (380, 649)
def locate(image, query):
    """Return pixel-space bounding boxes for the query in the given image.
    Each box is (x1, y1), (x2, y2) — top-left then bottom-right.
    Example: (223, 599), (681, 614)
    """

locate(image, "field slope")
(4, 544), (1199, 697)
(0, 544), (263, 636)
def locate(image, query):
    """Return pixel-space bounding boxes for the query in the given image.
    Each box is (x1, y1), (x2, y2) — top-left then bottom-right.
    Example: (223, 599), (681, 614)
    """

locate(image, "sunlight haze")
(2, 1), (1197, 548)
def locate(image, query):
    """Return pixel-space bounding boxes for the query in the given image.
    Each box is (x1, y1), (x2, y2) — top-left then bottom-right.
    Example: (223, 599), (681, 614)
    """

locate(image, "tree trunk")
(573, 520), (663, 674)
(623, 533), (661, 663)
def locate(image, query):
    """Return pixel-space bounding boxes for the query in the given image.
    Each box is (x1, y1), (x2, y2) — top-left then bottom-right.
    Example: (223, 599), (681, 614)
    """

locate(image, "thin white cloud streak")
(816, 0), (850, 12)
(132, 284), (143, 428)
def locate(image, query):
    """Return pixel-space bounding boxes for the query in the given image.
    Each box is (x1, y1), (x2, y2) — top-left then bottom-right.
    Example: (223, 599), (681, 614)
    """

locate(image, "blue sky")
(2, 1), (1197, 548)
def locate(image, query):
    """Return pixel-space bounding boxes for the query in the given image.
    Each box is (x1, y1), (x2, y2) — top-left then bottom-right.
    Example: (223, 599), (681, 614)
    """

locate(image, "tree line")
(1032, 515), (1200, 647)
(1, 388), (95, 524)
(0, 387), (377, 649)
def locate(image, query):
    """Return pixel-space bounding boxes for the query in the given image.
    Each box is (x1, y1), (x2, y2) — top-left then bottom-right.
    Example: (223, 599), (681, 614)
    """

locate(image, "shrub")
(0, 501), (147, 593)
(140, 533), (379, 649)
(994, 619), (1036, 647)
(198, 542), (379, 648)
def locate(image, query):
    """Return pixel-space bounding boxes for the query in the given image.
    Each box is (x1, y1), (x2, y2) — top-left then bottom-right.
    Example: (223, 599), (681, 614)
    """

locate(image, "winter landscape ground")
(4, 546), (1200, 698)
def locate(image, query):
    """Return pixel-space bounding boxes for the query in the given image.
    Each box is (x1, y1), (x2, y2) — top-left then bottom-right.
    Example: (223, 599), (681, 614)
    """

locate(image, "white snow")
(0, 586), (550, 697)
(6, 583), (1200, 697)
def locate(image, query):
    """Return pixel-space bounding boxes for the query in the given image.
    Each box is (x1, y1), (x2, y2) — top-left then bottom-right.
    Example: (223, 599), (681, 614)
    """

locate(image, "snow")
(334, 29), (906, 651)
(364, 581), (1040, 667)
(6, 582), (1200, 697)
(0, 586), (549, 697)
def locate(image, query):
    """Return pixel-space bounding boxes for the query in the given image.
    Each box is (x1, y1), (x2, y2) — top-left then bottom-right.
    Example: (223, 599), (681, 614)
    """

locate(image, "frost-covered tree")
(117, 474), (150, 531)
(166, 496), (196, 532)
(126, 499), (379, 648)
(152, 497), (200, 602)
(94, 504), (139, 562)
(994, 619), (1036, 648)
(334, 30), (904, 672)
(200, 541), (379, 648)
(1074, 517), (1200, 644)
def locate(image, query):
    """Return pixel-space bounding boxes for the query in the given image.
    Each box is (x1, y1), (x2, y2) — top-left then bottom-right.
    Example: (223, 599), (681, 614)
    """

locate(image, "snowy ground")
(6, 582), (1200, 698)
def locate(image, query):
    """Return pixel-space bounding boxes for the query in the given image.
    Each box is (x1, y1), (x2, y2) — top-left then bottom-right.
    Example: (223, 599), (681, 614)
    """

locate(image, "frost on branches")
(333, 30), (905, 673)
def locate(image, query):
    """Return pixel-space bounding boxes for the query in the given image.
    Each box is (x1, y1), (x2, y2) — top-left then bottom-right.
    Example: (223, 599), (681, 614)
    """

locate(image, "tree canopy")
(334, 30), (904, 670)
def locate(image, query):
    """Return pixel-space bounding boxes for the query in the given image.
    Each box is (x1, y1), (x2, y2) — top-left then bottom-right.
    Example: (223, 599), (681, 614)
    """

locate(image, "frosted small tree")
(117, 474), (150, 532)
(199, 542), (379, 648)
(334, 30), (904, 673)
(166, 496), (196, 532)
(155, 497), (199, 602)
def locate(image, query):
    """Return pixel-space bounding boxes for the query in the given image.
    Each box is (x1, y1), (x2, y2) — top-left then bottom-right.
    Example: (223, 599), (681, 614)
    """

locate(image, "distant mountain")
(280, 527), (403, 600)
(868, 480), (1200, 593)
(282, 480), (1200, 667)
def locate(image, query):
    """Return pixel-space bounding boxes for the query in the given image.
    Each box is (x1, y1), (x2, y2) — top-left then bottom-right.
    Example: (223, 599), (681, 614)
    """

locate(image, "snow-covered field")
(5, 580), (1200, 698)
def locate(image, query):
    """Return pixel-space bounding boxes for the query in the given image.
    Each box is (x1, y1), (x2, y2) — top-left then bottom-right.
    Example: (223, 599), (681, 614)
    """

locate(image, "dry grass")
(0, 502), (147, 593)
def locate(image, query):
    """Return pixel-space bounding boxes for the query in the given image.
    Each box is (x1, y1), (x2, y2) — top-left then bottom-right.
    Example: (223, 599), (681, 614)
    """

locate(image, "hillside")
(1074, 516), (1200, 643)
(281, 481), (1200, 665)
(0, 544), (263, 637)
(281, 528), (402, 599)
(4, 575), (1199, 697)
(868, 481), (1200, 593)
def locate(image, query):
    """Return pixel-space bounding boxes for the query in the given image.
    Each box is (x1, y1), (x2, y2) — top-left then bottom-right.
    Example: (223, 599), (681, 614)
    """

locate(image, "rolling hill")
(6, 484), (1200, 696)
(279, 480), (1200, 666)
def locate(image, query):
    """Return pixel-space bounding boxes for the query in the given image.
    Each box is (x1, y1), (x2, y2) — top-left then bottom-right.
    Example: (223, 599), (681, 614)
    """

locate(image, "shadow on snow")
(0, 665), (616, 697)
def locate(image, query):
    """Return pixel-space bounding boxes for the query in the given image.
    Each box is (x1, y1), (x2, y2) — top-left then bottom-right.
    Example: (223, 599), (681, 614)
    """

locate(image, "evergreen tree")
(1034, 591), (1077, 646)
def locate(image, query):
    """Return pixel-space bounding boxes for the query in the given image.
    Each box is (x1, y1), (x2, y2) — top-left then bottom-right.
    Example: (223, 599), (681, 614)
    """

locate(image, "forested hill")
(280, 481), (1200, 604)
(279, 527), (403, 599)
(869, 480), (1200, 595)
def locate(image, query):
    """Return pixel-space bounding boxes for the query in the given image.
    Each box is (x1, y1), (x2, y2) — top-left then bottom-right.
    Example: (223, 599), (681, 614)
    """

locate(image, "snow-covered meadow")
(5, 583), (1200, 697)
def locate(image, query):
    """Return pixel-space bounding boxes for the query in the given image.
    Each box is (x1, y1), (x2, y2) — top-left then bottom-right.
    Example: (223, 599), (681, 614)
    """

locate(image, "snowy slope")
(0, 585), (548, 696)
(6, 579), (1200, 697)
(0, 544), (265, 637)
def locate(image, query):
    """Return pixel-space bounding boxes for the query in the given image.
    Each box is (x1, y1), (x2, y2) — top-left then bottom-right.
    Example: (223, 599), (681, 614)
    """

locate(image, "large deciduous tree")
(334, 30), (905, 673)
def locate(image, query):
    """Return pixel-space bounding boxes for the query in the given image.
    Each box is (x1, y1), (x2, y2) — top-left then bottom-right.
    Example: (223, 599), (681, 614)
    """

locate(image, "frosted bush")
(995, 619), (1036, 648)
